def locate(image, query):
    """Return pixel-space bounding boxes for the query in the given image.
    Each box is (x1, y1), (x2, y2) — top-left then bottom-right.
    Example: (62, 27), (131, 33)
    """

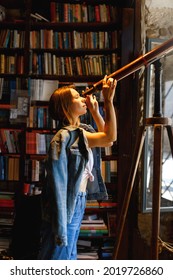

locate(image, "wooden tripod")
(82, 37), (173, 259)
(112, 117), (173, 259)
(112, 60), (173, 260)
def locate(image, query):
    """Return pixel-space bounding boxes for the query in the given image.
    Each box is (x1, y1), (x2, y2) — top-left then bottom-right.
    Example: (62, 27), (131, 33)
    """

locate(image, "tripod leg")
(151, 125), (163, 259)
(112, 126), (147, 259)
(166, 125), (173, 158)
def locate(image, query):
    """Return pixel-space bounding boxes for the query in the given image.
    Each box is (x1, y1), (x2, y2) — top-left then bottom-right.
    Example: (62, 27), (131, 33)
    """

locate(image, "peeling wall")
(145, 0), (173, 38)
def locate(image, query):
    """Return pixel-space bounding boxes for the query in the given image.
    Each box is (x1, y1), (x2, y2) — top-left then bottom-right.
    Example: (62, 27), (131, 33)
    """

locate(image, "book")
(4, 130), (13, 153)
(79, 231), (108, 236)
(0, 77), (4, 99)
(50, 2), (56, 22)
(80, 229), (108, 233)
(0, 156), (5, 180)
(77, 253), (99, 260)
(99, 201), (118, 208)
(30, 79), (59, 101)
(77, 239), (92, 247)
(36, 133), (46, 154)
(81, 219), (104, 224)
(0, 130), (8, 153)
(86, 200), (99, 208)
(26, 132), (37, 154)
(107, 213), (117, 236)
(13, 158), (19, 180)
(80, 224), (107, 230)
(0, 199), (14, 208)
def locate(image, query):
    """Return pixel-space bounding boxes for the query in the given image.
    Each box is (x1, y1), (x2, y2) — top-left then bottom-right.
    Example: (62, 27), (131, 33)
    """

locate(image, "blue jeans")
(38, 192), (86, 260)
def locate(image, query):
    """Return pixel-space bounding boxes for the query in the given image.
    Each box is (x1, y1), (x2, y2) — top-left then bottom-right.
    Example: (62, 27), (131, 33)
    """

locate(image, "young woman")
(38, 75), (117, 260)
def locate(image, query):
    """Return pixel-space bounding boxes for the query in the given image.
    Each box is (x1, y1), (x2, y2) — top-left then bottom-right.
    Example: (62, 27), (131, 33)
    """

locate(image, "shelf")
(0, 123), (26, 129)
(0, 0), (138, 260)
(0, 21), (26, 28)
(30, 21), (121, 31)
(28, 74), (105, 83)
(30, 48), (119, 55)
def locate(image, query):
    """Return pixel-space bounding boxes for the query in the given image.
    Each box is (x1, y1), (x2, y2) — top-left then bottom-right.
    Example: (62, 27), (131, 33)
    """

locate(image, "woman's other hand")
(102, 75), (117, 103)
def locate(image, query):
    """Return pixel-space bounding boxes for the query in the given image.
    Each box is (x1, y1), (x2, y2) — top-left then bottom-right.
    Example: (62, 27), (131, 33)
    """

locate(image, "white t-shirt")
(80, 148), (94, 192)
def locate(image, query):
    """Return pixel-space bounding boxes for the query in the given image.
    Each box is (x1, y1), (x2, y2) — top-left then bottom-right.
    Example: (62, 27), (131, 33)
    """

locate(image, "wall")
(145, 0), (173, 38)
(146, 0), (173, 8)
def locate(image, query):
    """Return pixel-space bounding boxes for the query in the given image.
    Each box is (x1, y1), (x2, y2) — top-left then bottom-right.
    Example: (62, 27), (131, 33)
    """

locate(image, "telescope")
(82, 37), (173, 96)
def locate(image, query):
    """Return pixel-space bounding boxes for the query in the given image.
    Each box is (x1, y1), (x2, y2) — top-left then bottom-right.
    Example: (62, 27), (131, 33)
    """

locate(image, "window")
(143, 38), (173, 212)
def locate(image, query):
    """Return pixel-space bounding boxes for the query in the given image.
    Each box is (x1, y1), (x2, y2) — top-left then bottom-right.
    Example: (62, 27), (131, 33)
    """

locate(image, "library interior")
(0, 0), (173, 260)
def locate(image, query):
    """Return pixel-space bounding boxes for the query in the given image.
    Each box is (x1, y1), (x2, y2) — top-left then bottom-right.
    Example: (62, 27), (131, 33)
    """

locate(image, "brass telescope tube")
(82, 37), (173, 96)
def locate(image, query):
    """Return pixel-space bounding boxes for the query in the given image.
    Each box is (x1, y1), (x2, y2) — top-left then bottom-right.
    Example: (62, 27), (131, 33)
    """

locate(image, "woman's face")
(69, 89), (87, 121)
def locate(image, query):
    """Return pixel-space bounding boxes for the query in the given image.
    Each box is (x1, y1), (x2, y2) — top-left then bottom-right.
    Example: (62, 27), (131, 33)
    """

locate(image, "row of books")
(0, 197), (14, 251)
(0, 78), (26, 101)
(30, 30), (118, 49)
(0, 156), (19, 181)
(24, 159), (46, 182)
(0, 129), (22, 154)
(0, 54), (24, 75)
(0, 52), (118, 76)
(30, 52), (118, 76)
(1, 78), (104, 103)
(28, 107), (55, 128)
(28, 79), (59, 101)
(29, 80), (103, 102)
(50, 2), (118, 23)
(0, 29), (25, 48)
(23, 183), (42, 196)
(26, 132), (53, 155)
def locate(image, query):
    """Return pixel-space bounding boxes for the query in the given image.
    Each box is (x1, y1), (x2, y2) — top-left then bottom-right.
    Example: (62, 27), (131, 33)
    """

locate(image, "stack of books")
(0, 192), (15, 252)
(100, 239), (115, 259)
(79, 214), (108, 237)
(77, 239), (99, 260)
